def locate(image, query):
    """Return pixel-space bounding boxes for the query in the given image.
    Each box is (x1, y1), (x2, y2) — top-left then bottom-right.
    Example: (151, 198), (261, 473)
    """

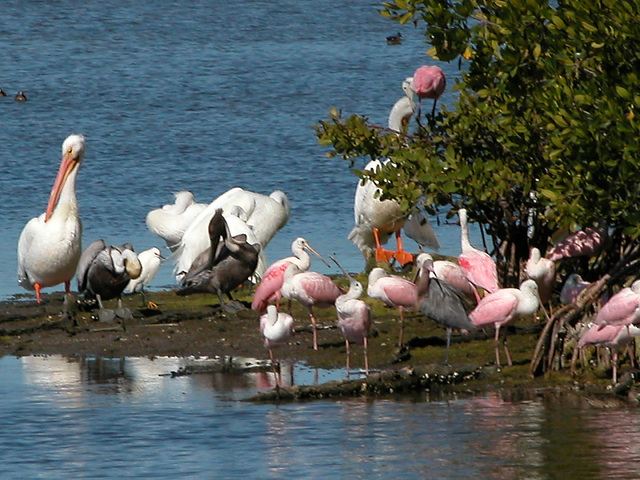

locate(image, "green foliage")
(315, 0), (640, 285)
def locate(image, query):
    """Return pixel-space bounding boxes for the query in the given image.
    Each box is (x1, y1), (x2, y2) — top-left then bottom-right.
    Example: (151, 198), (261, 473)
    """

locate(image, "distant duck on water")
(14, 91), (27, 101)
(386, 32), (402, 45)
(0, 88), (7, 97)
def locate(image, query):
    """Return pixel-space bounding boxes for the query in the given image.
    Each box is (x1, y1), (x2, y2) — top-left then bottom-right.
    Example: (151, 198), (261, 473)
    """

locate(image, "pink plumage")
(251, 237), (323, 311)
(457, 209), (499, 293)
(413, 65), (446, 100)
(416, 253), (480, 304)
(559, 273), (591, 305)
(367, 267), (417, 346)
(594, 280), (640, 329)
(547, 221), (609, 262)
(469, 280), (539, 367)
(336, 278), (372, 374)
(282, 263), (344, 350)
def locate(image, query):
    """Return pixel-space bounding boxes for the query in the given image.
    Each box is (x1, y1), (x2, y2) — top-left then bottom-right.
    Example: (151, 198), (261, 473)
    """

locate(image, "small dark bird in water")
(14, 91), (27, 101)
(386, 32), (402, 45)
(178, 214), (260, 313)
(0, 88), (7, 97)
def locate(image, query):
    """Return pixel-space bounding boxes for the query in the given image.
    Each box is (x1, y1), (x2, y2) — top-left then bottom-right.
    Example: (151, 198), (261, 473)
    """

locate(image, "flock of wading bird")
(15, 65), (630, 384)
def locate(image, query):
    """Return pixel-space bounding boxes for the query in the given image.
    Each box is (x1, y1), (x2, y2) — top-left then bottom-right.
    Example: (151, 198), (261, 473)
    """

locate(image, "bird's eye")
(67, 148), (73, 154)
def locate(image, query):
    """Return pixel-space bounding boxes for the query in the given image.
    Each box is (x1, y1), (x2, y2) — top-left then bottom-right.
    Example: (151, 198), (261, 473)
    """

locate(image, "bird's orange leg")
(363, 337), (369, 375)
(393, 230), (415, 266)
(372, 228), (395, 263)
(65, 280), (72, 296)
(310, 310), (319, 351)
(34, 283), (42, 303)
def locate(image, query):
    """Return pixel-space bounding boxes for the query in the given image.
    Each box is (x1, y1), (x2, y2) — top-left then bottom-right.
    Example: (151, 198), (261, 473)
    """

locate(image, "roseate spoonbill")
(125, 247), (164, 307)
(332, 256), (372, 375)
(593, 280), (640, 330)
(386, 32), (402, 45)
(349, 77), (439, 265)
(251, 237), (327, 312)
(260, 305), (295, 386)
(560, 273), (591, 305)
(416, 254), (476, 364)
(470, 279), (540, 367)
(457, 208), (500, 294)
(525, 247), (556, 305)
(17, 134), (86, 303)
(367, 267), (417, 347)
(146, 191), (207, 252)
(173, 187), (289, 282)
(547, 220), (609, 262)
(413, 65), (446, 119)
(281, 263), (344, 351)
(414, 253), (480, 304)
(76, 240), (143, 325)
(578, 323), (640, 383)
(177, 223), (260, 313)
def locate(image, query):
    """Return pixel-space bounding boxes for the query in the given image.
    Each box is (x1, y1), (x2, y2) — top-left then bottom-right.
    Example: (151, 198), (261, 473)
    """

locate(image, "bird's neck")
(49, 169), (79, 221)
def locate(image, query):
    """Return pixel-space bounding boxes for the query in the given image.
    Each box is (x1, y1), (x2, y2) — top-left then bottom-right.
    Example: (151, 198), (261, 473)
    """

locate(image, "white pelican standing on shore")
(17, 134), (86, 303)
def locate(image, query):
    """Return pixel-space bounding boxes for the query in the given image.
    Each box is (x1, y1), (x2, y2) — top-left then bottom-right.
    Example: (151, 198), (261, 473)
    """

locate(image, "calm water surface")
(2, 2), (632, 479)
(1, 355), (639, 479)
(0, 0), (477, 302)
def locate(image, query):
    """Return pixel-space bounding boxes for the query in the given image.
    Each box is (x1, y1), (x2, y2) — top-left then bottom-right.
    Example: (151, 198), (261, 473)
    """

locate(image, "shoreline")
(1, 286), (638, 405)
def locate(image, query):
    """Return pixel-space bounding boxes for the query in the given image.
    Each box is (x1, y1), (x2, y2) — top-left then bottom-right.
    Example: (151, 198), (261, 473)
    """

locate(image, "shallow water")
(0, 0), (483, 302)
(1, 355), (639, 480)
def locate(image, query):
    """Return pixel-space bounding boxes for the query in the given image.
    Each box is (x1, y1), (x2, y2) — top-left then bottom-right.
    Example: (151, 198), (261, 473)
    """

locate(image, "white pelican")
(17, 134), (86, 303)
(172, 187), (289, 282)
(349, 77), (438, 266)
(146, 191), (207, 252)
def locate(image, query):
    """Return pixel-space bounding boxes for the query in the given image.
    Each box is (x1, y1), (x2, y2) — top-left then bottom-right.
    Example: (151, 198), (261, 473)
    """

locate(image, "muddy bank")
(1, 284), (638, 404)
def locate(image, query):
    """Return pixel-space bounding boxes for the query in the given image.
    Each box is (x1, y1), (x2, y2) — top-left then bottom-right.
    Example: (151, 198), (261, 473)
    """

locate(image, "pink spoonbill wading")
(578, 323), (640, 384)
(281, 262), (344, 351)
(331, 256), (372, 375)
(593, 280), (640, 331)
(251, 237), (327, 312)
(367, 267), (417, 348)
(414, 253), (480, 305)
(469, 279), (540, 368)
(17, 134), (86, 303)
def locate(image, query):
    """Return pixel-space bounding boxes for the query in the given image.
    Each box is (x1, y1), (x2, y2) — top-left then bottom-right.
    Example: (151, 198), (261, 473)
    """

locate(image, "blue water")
(2, 355), (640, 480)
(0, 0), (478, 302)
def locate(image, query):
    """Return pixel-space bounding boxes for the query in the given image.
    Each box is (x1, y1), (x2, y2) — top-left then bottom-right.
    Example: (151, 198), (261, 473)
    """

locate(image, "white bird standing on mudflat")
(125, 247), (164, 306)
(17, 134), (86, 303)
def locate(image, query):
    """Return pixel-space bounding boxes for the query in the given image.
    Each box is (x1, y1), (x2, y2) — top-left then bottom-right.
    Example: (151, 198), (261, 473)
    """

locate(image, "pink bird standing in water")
(525, 247), (556, 305)
(547, 220), (609, 262)
(367, 267), (417, 347)
(470, 280), (539, 367)
(281, 263), (344, 351)
(578, 323), (640, 384)
(457, 208), (500, 294)
(251, 237), (326, 312)
(413, 65), (446, 119)
(332, 257), (372, 375)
